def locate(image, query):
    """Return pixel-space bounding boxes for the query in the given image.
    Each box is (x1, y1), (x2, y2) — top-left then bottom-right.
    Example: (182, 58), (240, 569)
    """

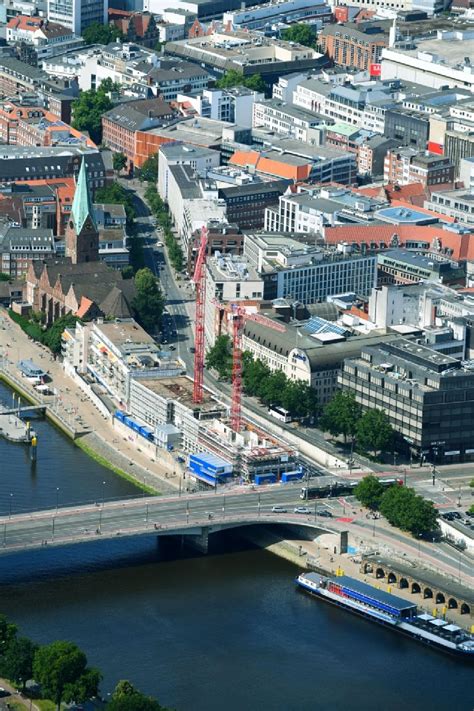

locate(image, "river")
(0, 382), (472, 711)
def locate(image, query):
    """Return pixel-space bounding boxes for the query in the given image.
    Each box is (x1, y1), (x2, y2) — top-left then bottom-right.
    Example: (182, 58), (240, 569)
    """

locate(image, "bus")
(268, 406), (292, 423)
(300, 477), (403, 500)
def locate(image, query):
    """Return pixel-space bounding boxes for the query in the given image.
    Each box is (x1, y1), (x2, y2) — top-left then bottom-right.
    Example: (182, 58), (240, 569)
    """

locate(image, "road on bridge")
(0, 484), (472, 588)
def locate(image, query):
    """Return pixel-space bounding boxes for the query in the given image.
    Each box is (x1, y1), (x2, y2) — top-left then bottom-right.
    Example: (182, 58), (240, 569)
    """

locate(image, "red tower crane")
(192, 226), (208, 404)
(215, 302), (286, 433)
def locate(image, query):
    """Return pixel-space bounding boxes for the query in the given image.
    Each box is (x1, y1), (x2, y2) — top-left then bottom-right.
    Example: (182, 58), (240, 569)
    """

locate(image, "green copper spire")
(71, 158), (96, 234)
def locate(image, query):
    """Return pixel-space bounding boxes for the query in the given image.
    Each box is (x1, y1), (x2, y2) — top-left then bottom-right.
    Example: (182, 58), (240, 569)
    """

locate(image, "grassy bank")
(75, 437), (159, 495)
(1, 370), (160, 495)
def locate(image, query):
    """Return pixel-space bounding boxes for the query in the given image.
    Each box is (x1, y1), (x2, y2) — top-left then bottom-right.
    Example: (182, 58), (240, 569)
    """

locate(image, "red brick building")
(318, 22), (388, 70)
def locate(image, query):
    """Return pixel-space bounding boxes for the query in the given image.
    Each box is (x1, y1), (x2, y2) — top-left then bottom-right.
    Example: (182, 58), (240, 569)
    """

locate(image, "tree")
(1, 637), (37, 691)
(138, 153), (159, 183)
(319, 391), (361, 443)
(82, 22), (123, 45)
(43, 314), (79, 354)
(0, 272), (9, 281)
(72, 81), (118, 144)
(95, 181), (136, 224)
(280, 379), (317, 418)
(282, 23), (316, 47)
(107, 680), (169, 711)
(113, 152), (127, 173)
(121, 265), (134, 280)
(132, 268), (164, 333)
(33, 641), (101, 711)
(215, 69), (266, 93)
(243, 355), (271, 399)
(205, 335), (232, 379)
(357, 408), (393, 458)
(259, 370), (288, 407)
(354, 475), (385, 511)
(380, 486), (438, 536)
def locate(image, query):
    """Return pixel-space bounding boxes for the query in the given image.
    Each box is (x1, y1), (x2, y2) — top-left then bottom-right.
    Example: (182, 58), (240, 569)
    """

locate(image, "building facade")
(339, 338), (474, 463)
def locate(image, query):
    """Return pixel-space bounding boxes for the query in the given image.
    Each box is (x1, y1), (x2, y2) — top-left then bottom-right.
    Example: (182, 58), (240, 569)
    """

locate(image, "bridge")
(0, 405), (46, 417)
(0, 488), (344, 555)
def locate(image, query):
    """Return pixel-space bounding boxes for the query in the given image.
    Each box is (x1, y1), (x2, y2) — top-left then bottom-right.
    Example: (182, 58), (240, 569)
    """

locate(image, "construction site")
(124, 227), (301, 487)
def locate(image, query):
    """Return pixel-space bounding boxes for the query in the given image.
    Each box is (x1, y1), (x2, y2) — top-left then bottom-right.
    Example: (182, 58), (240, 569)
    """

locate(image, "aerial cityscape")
(0, 0), (472, 708)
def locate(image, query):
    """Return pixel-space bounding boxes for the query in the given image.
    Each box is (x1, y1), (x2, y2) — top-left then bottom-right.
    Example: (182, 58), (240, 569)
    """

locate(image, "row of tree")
(205, 336), (319, 419)
(354, 475), (439, 536)
(8, 310), (78, 355)
(144, 179), (184, 272)
(0, 615), (169, 710)
(132, 267), (164, 333)
(319, 391), (394, 458)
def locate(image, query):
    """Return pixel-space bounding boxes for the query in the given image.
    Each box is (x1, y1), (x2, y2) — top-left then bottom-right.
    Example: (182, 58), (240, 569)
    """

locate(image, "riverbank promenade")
(0, 309), (177, 493)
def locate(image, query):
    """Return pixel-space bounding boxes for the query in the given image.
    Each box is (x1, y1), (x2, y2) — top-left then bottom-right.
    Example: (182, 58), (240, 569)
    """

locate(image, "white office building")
(47, 0), (107, 35)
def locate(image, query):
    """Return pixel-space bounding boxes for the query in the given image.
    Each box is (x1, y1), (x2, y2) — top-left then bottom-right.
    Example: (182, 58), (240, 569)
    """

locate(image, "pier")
(0, 404), (34, 442)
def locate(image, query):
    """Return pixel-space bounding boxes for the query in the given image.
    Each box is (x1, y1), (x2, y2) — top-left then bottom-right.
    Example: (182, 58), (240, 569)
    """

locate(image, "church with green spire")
(65, 158), (99, 264)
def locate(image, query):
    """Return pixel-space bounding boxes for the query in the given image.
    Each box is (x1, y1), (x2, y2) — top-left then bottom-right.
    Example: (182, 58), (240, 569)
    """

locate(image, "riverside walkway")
(0, 403), (33, 442)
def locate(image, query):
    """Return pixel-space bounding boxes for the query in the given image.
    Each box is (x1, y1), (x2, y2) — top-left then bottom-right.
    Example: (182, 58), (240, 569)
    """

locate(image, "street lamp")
(9, 493), (13, 519)
(56, 487), (60, 512)
(102, 480), (106, 506)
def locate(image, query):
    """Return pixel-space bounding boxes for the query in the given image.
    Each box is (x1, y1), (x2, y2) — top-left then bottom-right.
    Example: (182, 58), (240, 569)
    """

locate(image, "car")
(168, 345), (176, 351)
(465, 510), (474, 518)
(294, 506), (311, 514)
(272, 505), (287, 513)
(317, 510), (333, 518)
(0, 689), (10, 698)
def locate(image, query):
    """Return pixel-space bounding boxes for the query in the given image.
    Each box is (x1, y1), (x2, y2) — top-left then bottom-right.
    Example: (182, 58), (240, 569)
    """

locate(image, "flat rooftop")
(398, 37), (474, 70)
(137, 376), (222, 412)
(96, 320), (155, 349)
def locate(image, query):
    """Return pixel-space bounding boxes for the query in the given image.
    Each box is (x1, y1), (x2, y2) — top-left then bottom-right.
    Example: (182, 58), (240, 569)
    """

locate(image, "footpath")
(0, 678), (39, 711)
(0, 309), (178, 494)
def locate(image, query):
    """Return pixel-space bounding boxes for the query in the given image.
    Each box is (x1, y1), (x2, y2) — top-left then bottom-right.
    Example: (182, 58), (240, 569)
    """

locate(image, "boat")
(296, 571), (474, 658)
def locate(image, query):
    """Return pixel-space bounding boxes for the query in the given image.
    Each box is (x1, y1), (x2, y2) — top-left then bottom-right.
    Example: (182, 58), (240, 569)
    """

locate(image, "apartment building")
(6, 16), (82, 59)
(318, 22), (389, 71)
(63, 319), (184, 405)
(426, 189), (474, 226)
(252, 98), (328, 143)
(102, 98), (175, 171)
(0, 225), (55, 278)
(204, 253), (264, 346)
(158, 143), (220, 202)
(293, 76), (395, 134)
(384, 108), (430, 151)
(384, 148), (455, 186)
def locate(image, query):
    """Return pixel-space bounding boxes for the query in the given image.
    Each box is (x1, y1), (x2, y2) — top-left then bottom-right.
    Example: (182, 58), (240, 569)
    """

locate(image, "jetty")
(0, 403), (34, 442)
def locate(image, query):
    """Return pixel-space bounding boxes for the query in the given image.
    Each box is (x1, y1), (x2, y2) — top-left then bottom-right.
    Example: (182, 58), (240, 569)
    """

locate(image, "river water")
(0, 383), (472, 711)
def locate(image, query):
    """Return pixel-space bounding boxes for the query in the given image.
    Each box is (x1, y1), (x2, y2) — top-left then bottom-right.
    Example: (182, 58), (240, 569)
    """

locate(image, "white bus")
(268, 406), (292, 423)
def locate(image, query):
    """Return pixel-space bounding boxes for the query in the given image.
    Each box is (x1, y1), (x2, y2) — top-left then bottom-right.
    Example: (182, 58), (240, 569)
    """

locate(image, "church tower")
(65, 158), (99, 264)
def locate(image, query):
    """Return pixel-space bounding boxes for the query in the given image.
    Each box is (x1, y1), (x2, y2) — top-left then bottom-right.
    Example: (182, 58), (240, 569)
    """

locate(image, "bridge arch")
(375, 567), (385, 579)
(435, 592), (445, 605)
(461, 603), (471, 615)
(448, 598), (458, 610)
(399, 577), (409, 589)
(411, 582), (421, 594)
(387, 572), (397, 584)
(423, 587), (433, 599)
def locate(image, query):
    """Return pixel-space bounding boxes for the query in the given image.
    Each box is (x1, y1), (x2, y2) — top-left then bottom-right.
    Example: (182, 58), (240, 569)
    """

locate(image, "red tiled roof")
(324, 224), (474, 261)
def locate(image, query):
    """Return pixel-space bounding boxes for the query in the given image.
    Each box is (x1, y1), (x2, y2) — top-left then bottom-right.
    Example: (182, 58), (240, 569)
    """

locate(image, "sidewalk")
(0, 309), (178, 494)
(0, 679), (39, 711)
